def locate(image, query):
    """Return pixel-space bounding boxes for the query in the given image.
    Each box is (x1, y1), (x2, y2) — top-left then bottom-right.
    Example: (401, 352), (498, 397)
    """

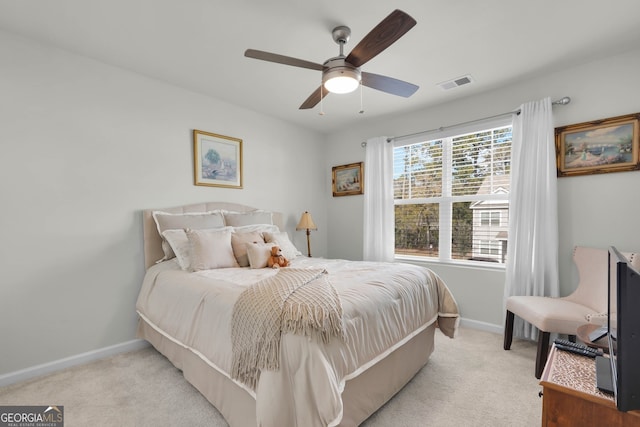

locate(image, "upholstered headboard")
(142, 202), (284, 270)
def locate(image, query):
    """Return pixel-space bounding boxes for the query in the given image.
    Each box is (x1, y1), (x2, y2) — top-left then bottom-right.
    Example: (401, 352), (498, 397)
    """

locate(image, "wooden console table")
(540, 346), (640, 426)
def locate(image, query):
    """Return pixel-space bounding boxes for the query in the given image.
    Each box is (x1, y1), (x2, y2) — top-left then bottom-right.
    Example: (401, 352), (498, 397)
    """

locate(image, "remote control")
(588, 326), (608, 342)
(554, 343), (598, 358)
(553, 338), (602, 357)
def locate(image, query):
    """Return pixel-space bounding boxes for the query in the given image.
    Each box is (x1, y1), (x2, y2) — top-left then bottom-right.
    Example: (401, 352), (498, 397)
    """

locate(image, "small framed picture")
(193, 129), (243, 188)
(555, 113), (640, 177)
(332, 162), (364, 197)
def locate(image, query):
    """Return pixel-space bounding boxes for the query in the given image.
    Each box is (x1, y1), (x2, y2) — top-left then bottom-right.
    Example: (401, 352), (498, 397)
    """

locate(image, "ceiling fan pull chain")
(359, 81), (365, 114)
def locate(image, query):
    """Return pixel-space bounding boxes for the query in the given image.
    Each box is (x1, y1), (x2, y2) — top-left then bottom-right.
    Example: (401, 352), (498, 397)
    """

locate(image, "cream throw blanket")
(231, 268), (345, 389)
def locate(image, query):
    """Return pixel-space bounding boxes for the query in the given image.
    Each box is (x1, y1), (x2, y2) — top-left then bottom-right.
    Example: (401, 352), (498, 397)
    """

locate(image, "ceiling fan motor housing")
(322, 58), (361, 93)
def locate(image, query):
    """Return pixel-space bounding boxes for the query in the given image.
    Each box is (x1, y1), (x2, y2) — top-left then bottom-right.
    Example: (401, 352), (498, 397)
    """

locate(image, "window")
(393, 121), (512, 265)
(480, 211), (501, 226)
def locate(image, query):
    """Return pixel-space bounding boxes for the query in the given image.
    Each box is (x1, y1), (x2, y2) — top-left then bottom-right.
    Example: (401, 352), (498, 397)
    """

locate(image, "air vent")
(437, 74), (474, 91)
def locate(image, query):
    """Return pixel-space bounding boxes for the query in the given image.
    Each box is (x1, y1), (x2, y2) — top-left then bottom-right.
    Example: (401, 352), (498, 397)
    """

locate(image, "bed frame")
(139, 202), (436, 426)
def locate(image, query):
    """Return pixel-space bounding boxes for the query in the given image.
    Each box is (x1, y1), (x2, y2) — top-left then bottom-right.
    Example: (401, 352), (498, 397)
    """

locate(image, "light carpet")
(0, 327), (540, 426)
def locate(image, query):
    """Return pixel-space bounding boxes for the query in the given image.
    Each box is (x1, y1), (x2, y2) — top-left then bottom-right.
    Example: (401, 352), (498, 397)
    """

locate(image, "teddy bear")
(267, 245), (289, 268)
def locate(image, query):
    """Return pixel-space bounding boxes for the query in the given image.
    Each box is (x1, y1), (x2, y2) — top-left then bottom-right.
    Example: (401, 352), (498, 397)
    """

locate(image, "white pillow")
(186, 228), (239, 271)
(232, 224), (279, 234)
(223, 210), (273, 227)
(161, 229), (191, 270)
(246, 242), (275, 269)
(263, 231), (302, 260)
(153, 210), (225, 262)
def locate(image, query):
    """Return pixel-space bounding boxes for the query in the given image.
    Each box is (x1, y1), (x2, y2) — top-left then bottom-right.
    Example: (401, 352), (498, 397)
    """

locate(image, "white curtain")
(505, 97), (559, 340)
(363, 136), (395, 262)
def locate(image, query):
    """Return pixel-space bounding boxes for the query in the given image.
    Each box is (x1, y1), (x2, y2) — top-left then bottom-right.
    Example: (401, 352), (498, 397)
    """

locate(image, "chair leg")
(504, 310), (514, 350)
(535, 331), (551, 379)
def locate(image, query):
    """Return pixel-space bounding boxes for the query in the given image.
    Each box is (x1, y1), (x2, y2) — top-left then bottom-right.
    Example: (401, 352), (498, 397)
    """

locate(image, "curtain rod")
(360, 96), (571, 147)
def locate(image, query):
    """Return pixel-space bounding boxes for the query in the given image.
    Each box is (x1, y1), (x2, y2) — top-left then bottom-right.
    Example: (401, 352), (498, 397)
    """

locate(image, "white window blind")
(393, 119), (512, 264)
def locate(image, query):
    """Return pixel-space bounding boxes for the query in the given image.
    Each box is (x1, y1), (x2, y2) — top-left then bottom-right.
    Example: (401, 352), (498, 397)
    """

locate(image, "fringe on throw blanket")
(230, 268), (345, 389)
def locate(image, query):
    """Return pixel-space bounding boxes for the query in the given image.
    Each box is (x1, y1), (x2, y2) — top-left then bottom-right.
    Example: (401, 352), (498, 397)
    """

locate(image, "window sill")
(394, 254), (506, 272)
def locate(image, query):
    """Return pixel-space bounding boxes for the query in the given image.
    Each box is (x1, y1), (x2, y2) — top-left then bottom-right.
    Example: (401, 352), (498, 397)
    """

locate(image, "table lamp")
(296, 211), (317, 257)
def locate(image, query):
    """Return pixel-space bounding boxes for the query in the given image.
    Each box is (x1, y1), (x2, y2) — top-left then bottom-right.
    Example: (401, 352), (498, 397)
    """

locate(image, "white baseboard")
(0, 339), (149, 388)
(459, 317), (503, 335)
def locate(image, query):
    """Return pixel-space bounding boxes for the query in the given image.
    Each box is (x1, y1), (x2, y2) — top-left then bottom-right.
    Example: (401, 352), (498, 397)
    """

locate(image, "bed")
(136, 202), (459, 427)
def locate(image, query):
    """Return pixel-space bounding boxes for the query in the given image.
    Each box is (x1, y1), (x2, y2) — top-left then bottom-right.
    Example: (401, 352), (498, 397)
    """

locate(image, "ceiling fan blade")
(244, 49), (325, 71)
(345, 9), (416, 68)
(361, 72), (419, 97)
(299, 86), (328, 109)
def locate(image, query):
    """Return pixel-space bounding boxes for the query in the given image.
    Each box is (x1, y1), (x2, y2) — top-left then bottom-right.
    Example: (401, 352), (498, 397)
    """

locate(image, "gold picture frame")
(332, 162), (364, 197)
(193, 129), (243, 188)
(555, 113), (640, 177)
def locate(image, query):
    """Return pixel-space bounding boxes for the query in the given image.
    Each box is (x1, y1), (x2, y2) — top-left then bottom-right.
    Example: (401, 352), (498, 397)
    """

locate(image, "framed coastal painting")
(332, 162), (364, 196)
(555, 113), (640, 177)
(193, 129), (243, 188)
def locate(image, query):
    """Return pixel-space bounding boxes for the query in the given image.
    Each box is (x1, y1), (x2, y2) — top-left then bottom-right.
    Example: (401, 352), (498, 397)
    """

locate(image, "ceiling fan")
(244, 9), (419, 110)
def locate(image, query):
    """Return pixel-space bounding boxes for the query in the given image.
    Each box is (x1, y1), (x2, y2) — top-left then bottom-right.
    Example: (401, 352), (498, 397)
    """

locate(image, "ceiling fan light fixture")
(324, 75), (360, 94)
(322, 62), (361, 94)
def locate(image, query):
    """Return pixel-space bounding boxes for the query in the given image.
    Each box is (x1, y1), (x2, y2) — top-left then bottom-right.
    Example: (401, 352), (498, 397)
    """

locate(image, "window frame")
(392, 116), (513, 268)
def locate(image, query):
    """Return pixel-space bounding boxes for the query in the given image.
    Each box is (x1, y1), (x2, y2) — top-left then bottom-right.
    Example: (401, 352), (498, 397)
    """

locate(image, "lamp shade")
(296, 211), (317, 230)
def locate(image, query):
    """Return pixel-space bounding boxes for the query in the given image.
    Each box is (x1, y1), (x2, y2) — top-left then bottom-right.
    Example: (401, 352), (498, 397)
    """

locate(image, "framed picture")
(193, 129), (243, 188)
(555, 113), (640, 177)
(332, 162), (364, 196)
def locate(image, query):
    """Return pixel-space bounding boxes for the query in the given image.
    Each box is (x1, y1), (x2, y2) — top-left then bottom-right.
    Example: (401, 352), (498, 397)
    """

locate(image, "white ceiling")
(1, 0), (639, 134)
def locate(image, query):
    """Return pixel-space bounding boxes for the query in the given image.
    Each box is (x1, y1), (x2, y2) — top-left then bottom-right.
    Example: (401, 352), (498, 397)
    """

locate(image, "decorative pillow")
(231, 231), (264, 267)
(153, 210), (225, 261)
(263, 231), (302, 260)
(229, 225), (279, 267)
(246, 242), (276, 269)
(223, 210), (273, 227)
(161, 229), (191, 270)
(186, 227), (239, 271)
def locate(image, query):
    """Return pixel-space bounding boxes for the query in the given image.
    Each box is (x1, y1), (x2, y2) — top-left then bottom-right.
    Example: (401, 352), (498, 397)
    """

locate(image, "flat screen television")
(596, 246), (640, 412)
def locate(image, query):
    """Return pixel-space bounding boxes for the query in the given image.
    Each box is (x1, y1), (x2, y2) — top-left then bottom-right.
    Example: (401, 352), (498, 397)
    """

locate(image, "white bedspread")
(136, 257), (459, 427)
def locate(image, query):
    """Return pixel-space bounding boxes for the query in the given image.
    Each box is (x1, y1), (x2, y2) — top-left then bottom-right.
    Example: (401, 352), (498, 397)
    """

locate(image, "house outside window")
(393, 119), (512, 265)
